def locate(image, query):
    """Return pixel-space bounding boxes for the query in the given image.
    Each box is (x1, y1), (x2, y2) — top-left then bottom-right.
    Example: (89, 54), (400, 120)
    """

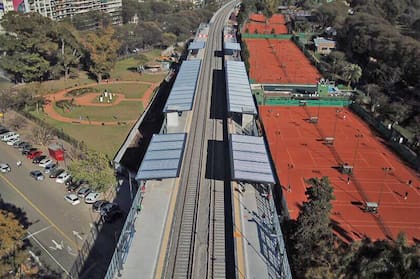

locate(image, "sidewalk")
(238, 182), (282, 278)
(118, 179), (175, 279)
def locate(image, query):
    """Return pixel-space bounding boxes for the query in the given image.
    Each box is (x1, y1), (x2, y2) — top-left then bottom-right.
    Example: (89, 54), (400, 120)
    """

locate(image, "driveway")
(0, 140), (94, 276)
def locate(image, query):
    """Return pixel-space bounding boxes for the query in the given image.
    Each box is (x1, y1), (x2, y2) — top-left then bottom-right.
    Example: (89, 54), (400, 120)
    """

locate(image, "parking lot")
(0, 132), (96, 276)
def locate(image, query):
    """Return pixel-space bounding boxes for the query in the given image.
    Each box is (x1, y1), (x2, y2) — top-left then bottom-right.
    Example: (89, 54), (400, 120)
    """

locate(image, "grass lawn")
(54, 101), (144, 122)
(93, 83), (151, 99)
(35, 115), (133, 158)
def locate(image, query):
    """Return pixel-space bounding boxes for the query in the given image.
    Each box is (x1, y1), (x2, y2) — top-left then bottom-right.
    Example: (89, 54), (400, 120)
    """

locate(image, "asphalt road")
(0, 139), (94, 277)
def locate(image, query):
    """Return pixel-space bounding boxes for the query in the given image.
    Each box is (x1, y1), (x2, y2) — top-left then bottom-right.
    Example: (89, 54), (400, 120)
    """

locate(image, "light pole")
(287, 163), (294, 192)
(352, 132), (363, 168)
(378, 167), (392, 206)
(333, 109), (341, 139)
(275, 130), (281, 162)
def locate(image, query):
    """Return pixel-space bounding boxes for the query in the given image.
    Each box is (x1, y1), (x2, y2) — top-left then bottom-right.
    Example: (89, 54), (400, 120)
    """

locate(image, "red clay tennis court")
(245, 39), (321, 84)
(260, 106), (420, 243)
(243, 14), (288, 34)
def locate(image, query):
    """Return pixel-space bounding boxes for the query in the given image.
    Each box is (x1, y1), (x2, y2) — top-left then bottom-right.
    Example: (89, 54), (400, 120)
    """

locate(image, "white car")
(1, 132), (19, 142)
(84, 192), (100, 204)
(6, 138), (20, 146)
(39, 158), (53, 168)
(64, 194), (80, 205)
(0, 163), (11, 173)
(56, 172), (71, 183)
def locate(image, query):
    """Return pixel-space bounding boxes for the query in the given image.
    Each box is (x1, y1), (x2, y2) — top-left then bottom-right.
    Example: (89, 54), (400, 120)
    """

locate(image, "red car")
(27, 150), (42, 159)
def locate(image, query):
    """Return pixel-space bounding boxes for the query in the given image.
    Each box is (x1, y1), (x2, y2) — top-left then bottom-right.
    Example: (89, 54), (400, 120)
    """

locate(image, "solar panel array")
(229, 134), (275, 184)
(224, 42), (241, 51)
(188, 41), (206, 50)
(225, 60), (257, 115)
(135, 133), (187, 180)
(164, 60), (201, 112)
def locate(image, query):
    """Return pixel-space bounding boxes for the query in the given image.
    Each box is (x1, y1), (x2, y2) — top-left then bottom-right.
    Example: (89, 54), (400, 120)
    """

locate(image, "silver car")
(0, 163), (11, 173)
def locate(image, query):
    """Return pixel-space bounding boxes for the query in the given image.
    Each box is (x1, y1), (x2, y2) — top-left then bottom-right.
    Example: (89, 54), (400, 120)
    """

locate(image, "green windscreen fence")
(256, 97), (351, 107)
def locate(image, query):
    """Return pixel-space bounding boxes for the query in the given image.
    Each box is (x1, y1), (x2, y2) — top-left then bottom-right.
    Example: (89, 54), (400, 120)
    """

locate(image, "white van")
(1, 132), (19, 142)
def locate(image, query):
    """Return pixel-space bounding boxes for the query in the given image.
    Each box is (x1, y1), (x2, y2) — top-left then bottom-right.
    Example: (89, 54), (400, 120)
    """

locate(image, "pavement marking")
(31, 235), (71, 277)
(72, 230), (83, 241)
(0, 174), (79, 248)
(24, 225), (53, 240)
(50, 240), (64, 250)
(233, 182), (246, 279)
(154, 178), (181, 279)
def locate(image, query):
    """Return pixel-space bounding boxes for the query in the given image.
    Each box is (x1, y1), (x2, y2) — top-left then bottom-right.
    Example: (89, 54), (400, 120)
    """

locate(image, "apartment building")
(1, 0), (123, 25)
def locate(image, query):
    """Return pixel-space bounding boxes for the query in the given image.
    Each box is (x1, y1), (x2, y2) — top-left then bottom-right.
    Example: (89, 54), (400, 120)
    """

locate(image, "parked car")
(92, 200), (110, 212)
(77, 187), (92, 198)
(66, 179), (87, 192)
(7, 138), (20, 146)
(0, 128), (9, 134)
(18, 142), (31, 150)
(30, 170), (44, 181)
(27, 150), (42, 159)
(32, 155), (47, 164)
(0, 163), (11, 173)
(84, 192), (100, 204)
(44, 163), (57, 174)
(49, 168), (65, 178)
(39, 158), (53, 167)
(100, 202), (120, 216)
(102, 209), (123, 223)
(64, 194), (80, 205)
(1, 132), (19, 142)
(13, 139), (23, 148)
(56, 172), (71, 183)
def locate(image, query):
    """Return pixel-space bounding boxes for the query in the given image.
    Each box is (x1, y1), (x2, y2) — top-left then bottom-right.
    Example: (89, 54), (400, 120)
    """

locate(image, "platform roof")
(188, 41), (206, 50)
(135, 133), (187, 180)
(229, 134), (275, 184)
(224, 42), (241, 51)
(164, 60), (201, 112)
(225, 61), (257, 115)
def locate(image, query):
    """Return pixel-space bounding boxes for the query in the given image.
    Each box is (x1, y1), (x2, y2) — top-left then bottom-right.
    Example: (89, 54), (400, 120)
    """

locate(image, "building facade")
(0, 0), (122, 25)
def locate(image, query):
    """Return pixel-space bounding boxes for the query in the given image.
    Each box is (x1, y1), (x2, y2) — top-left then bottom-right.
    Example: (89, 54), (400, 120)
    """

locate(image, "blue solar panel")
(135, 133), (187, 180)
(225, 61), (257, 115)
(164, 60), (201, 112)
(230, 134), (275, 184)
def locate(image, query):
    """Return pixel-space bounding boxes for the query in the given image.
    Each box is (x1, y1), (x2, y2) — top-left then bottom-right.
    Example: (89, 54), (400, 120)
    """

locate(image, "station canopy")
(224, 42), (241, 51)
(188, 41), (206, 50)
(229, 134), (275, 184)
(164, 60), (201, 112)
(225, 61), (257, 115)
(135, 133), (187, 180)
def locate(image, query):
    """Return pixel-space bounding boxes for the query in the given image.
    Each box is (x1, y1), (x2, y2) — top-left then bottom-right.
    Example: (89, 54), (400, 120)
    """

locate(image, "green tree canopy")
(68, 150), (115, 192)
(83, 26), (120, 82)
(288, 176), (337, 277)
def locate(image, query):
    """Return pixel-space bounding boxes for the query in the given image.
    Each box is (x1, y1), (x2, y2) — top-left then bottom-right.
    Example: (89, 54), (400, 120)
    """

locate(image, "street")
(0, 140), (94, 277)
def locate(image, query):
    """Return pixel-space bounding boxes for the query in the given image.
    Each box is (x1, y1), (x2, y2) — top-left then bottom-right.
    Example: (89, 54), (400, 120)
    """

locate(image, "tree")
(83, 26), (120, 82)
(288, 177), (337, 277)
(32, 126), (53, 146)
(341, 63), (362, 87)
(68, 150), (115, 192)
(161, 32), (177, 47)
(337, 233), (419, 278)
(0, 209), (27, 277)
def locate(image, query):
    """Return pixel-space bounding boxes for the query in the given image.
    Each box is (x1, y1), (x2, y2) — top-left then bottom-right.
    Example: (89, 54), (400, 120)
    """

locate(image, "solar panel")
(188, 41), (206, 50)
(135, 133), (187, 180)
(230, 134), (275, 184)
(225, 61), (257, 115)
(164, 60), (201, 112)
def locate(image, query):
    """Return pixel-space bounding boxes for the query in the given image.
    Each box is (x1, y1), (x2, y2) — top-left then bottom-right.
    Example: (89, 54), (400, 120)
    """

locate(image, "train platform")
(117, 179), (176, 278)
(234, 182), (282, 278)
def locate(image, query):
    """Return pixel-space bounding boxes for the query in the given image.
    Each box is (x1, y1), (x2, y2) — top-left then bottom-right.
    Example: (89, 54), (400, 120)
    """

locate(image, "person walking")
(404, 192), (408, 200)
(347, 176), (351, 184)
(16, 160), (22, 167)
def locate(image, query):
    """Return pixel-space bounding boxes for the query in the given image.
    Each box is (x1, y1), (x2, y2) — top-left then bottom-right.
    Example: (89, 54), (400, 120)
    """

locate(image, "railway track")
(164, 2), (237, 278)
